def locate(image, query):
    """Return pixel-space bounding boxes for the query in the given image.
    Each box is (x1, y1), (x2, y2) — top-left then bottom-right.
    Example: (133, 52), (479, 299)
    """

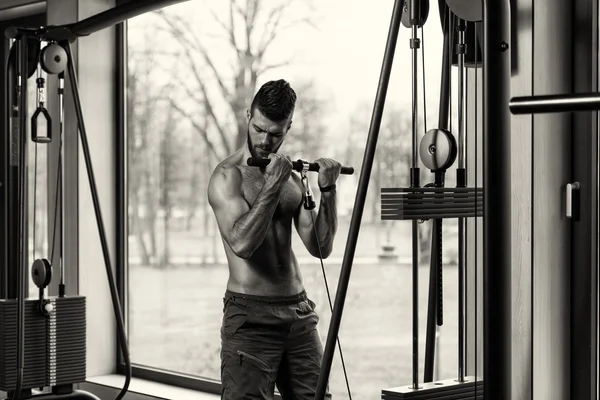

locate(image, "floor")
(84, 375), (220, 400)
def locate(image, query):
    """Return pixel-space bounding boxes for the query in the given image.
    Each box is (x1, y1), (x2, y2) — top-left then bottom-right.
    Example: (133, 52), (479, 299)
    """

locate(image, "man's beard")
(247, 128), (272, 159)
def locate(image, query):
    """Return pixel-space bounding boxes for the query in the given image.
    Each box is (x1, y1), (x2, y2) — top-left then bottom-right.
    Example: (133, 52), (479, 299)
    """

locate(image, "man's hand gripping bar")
(246, 157), (355, 175)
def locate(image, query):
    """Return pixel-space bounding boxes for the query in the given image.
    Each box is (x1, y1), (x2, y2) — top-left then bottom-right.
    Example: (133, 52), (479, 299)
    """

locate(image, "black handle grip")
(246, 157), (354, 175)
(31, 107), (52, 144)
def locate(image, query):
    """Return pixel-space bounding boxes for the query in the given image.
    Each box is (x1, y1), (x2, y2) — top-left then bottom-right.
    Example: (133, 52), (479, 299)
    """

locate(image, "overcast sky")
(129, 0), (462, 147)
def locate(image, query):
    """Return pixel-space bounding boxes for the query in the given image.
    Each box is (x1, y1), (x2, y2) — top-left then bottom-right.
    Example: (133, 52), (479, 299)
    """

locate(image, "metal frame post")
(483, 0), (512, 398)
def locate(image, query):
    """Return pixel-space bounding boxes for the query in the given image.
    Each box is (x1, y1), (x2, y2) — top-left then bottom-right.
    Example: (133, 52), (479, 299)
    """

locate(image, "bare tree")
(154, 0), (315, 159)
(342, 103), (434, 261)
(158, 101), (182, 268)
(129, 1), (317, 265)
(128, 56), (158, 266)
(183, 107), (208, 231)
(281, 80), (327, 160)
(127, 28), (177, 267)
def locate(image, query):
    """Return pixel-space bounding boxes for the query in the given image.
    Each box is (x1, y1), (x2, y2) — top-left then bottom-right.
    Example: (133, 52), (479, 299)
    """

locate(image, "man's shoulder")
(208, 158), (243, 201)
(211, 160), (239, 178)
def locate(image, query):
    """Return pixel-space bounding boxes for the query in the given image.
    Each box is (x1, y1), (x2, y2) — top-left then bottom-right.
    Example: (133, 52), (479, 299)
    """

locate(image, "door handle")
(566, 182), (581, 220)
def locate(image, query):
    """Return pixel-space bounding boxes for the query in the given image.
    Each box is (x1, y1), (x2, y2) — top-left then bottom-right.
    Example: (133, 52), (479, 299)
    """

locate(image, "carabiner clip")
(31, 64), (52, 143)
(299, 159), (316, 210)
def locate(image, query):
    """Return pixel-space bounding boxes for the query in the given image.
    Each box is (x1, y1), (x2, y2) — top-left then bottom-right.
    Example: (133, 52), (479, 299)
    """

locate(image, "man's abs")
(222, 227), (305, 296)
(226, 257), (304, 296)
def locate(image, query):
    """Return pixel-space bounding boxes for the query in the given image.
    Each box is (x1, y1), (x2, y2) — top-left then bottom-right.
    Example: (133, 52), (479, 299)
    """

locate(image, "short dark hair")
(250, 79), (297, 122)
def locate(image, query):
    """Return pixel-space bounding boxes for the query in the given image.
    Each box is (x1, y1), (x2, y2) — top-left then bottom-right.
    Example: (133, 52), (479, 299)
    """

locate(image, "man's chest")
(239, 168), (303, 218)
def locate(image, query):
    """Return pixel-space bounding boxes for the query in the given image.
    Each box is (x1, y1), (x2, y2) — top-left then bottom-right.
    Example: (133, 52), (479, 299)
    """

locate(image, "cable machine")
(0, 1), (187, 399)
(314, 0), (512, 399)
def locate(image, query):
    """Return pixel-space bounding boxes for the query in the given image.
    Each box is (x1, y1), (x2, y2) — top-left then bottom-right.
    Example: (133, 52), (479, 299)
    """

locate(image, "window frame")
(115, 18), (128, 374)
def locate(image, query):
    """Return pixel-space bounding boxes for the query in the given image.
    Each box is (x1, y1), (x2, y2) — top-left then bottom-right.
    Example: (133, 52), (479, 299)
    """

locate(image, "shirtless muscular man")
(208, 79), (340, 399)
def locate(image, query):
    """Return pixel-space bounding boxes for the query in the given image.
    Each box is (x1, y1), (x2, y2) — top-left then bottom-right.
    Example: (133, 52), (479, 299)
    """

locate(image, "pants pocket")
(237, 350), (270, 370)
(221, 350), (275, 400)
(221, 299), (248, 338)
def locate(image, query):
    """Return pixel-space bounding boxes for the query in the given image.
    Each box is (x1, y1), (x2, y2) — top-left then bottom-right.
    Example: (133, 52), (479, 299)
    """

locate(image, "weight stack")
(382, 377), (484, 399)
(0, 296), (87, 391)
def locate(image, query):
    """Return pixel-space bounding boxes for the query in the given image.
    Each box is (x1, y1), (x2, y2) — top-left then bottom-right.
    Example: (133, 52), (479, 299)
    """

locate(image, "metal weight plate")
(401, 0), (430, 28)
(40, 43), (67, 75)
(31, 258), (52, 288)
(445, 0), (482, 22)
(419, 128), (457, 171)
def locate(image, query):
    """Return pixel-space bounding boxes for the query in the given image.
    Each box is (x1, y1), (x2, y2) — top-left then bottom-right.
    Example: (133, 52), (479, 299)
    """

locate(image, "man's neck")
(240, 143), (269, 175)
(241, 142), (254, 163)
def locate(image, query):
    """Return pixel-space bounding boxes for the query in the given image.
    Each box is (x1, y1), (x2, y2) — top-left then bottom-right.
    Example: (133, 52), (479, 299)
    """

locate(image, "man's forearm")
(230, 184), (281, 258)
(314, 191), (338, 256)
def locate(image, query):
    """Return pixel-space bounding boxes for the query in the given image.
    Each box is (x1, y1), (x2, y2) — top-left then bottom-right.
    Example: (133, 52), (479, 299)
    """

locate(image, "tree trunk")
(236, 111), (247, 150)
(130, 193), (151, 266)
(372, 160), (381, 224)
(162, 211), (171, 268)
(419, 221), (432, 264)
(185, 209), (195, 231)
(212, 219), (220, 264)
(185, 134), (202, 231)
(148, 219), (157, 266)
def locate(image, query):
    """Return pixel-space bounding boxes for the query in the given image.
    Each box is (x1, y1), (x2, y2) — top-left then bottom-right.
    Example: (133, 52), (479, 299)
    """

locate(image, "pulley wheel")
(445, 0), (482, 22)
(7, 36), (41, 78)
(419, 128), (457, 171)
(31, 258), (52, 289)
(41, 43), (67, 75)
(401, 0), (430, 28)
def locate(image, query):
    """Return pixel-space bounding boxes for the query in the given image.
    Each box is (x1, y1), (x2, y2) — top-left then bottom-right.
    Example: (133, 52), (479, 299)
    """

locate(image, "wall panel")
(509, 0), (533, 398)
(531, 0), (572, 399)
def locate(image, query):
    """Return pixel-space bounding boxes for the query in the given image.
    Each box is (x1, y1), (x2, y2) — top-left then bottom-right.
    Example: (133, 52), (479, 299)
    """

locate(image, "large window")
(124, 1), (461, 397)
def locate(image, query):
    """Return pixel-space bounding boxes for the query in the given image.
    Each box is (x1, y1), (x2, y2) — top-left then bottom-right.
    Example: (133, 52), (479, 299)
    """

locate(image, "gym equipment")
(380, 4), (483, 395)
(313, 0), (512, 399)
(445, 0), (482, 22)
(436, 0), (482, 69)
(401, 0), (429, 28)
(510, 92), (600, 114)
(246, 157), (355, 175)
(0, 296), (87, 392)
(378, 2), (484, 395)
(481, 2), (512, 398)
(30, 50), (53, 144)
(1, 1), (188, 400)
(382, 378), (483, 399)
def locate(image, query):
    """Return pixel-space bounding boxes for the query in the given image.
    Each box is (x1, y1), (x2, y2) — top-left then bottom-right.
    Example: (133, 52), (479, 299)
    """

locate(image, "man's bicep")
(294, 200), (318, 252)
(294, 206), (314, 232)
(291, 173), (316, 250)
(208, 170), (250, 243)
